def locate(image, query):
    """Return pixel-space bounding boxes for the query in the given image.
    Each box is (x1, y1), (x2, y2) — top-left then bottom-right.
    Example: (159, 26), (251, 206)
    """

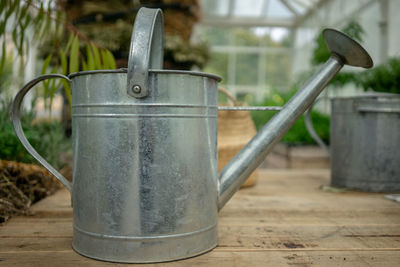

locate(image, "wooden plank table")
(1, 169), (399, 266)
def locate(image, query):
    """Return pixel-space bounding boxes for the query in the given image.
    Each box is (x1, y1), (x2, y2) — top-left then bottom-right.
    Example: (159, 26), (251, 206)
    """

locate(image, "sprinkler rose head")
(323, 28), (373, 69)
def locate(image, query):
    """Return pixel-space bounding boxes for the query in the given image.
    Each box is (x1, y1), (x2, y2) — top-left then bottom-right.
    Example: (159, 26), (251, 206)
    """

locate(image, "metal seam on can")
(218, 106), (282, 111)
(72, 103), (218, 108)
(73, 223), (217, 241)
(357, 107), (400, 113)
(72, 114), (217, 118)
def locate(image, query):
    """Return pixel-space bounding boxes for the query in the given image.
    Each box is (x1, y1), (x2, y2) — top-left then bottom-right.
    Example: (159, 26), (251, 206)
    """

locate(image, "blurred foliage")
(61, 0), (135, 54)
(311, 20), (399, 94)
(208, 52), (228, 84)
(0, 0), (116, 109)
(0, 55), (14, 94)
(0, 98), (70, 168)
(0, 0), (56, 75)
(250, 88), (330, 145)
(60, 0), (206, 70)
(164, 35), (209, 69)
(357, 57), (400, 94)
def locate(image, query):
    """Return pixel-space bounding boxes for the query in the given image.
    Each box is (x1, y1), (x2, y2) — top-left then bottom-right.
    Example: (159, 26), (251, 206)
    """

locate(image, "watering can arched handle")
(127, 7), (164, 98)
(11, 74), (72, 192)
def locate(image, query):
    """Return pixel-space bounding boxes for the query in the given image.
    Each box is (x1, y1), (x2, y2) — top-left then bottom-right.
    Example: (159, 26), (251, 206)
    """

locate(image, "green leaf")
(91, 44), (101, 69)
(12, 28), (20, 55)
(34, 3), (45, 35)
(59, 49), (67, 74)
(22, 14), (31, 30)
(100, 49), (116, 69)
(18, 25), (24, 55)
(0, 41), (6, 74)
(100, 49), (109, 69)
(86, 43), (95, 70)
(34, 16), (44, 37)
(40, 14), (51, 39)
(65, 33), (74, 53)
(82, 59), (88, 71)
(18, 2), (29, 23)
(34, 2), (44, 23)
(62, 80), (72, 114)
(41, 54), (52, 74)
(0, 0), (7, 16)
(0, 19), (6, 34)
(43, 81), (50, 109)
(5, 1), (17, 20)
(49, 78), (57, 113)
(106, 50), (116, 69)
(69, 35), (79, 73)
(55, 10), (61, 36)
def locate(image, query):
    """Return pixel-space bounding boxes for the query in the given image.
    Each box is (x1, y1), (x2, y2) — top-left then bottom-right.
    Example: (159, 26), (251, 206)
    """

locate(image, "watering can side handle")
(127, 7), (164, 98)
(11, 74), (72, 192)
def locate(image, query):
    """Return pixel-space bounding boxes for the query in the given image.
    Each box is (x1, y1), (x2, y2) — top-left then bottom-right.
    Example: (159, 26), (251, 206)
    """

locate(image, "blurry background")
(2, 0), (399, 111)
(1, 0), (399, 222)
(197, 0), (399, 103)
(1, 0), (399, 155)
(1, 0), (399, 160)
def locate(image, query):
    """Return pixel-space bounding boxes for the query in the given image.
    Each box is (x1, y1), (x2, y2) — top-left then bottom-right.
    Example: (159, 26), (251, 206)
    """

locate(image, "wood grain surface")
(1, 169), (399, 266)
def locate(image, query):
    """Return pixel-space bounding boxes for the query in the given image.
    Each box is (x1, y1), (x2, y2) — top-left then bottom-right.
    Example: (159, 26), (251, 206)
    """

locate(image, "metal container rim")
(68, 68), (222, 82)
(330, 92), (400, 101)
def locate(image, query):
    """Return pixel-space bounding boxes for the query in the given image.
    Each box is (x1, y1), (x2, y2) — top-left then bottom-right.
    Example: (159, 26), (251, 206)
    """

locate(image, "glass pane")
(270, 28), (291, 45)
(201, 0), (230, 16)
(204, 52), (228, 84)
(289, 0), (307, 14)
(265, 53), (291, 88)
(201, 26), (232, 46)
(235, 53), (259, 85)
(233, 0), (264, 17)
(233, 27), (291, 46)
(234, 28), (261, 46)
(267, 0), (293, 18)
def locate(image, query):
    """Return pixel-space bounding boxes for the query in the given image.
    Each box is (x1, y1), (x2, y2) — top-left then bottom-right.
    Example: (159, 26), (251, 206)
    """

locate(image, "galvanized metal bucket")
(306, 93), (400, 192)
(330, 94), (400, 192)
(11, 7), (374, 263)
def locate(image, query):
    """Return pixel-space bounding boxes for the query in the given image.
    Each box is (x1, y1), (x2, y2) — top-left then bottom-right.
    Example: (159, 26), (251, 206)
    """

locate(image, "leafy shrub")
(357, 57), (400, 94)
(251, 89), (330, 145)
(0, 98), (70, 169)
(311, 20), (399, 94)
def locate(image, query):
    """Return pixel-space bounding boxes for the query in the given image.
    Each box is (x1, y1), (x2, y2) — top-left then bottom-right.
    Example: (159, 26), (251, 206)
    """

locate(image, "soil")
(0, 160), (71, 224)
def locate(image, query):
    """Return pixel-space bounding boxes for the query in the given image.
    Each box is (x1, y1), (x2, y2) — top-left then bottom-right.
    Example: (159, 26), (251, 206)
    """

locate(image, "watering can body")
(13, 68), (221, 262)
(71, 70), (220, 261)
(12, 7), (373, 263)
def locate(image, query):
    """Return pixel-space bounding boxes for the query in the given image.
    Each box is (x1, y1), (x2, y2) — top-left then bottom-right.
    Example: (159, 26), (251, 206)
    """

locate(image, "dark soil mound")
(0, 160), (62, 223)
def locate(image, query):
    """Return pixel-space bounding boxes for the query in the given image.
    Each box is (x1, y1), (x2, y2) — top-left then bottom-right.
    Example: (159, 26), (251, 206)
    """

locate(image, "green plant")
(357, 57), (400, 94)
(251, 89), (330, 145)
(1, 0), (116, 108)
(164, 35), (209, 70)
(0, 98), (70, 168)
(311, 21), (399, 94)
(0, 55), (14, 95)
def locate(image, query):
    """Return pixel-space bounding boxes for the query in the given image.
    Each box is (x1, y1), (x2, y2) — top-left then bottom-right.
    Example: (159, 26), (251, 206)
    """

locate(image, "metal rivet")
(132, 85), (141, 94)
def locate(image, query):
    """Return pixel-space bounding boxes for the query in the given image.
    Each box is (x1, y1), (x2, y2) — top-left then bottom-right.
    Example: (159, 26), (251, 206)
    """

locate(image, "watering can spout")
(217, 29), (373, 210)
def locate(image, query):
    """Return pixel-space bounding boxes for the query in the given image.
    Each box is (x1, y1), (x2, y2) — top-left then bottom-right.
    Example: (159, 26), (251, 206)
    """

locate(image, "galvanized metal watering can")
(12, 8), (373, 263)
